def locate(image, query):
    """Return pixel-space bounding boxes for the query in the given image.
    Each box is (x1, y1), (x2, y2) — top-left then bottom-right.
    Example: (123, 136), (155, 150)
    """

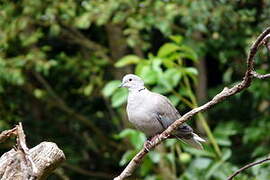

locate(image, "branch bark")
(114, 27), (270, 180)
(0, 123), (65, 179)
(227, 157), (270, 180)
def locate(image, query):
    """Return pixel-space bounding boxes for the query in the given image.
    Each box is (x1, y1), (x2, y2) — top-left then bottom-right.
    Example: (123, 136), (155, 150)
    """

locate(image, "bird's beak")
(119, 83), (124, 88)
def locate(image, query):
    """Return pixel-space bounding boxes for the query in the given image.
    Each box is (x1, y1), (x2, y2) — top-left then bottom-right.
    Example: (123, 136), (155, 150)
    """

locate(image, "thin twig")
(227, 157), (270, 180)
(251, 71), (270, 79)
(0, 127), (17, 143)
(114, 27), (270, 180)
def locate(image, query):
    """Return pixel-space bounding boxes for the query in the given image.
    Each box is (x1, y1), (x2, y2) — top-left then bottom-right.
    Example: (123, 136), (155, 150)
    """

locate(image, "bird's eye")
(129, 78), (132, 81)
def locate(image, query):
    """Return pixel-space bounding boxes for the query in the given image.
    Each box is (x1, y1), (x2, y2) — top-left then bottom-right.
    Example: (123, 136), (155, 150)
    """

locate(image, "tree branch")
(114, 27), (270, 180)
(227, 157), (270, 180)
(0, 127), (17, 143)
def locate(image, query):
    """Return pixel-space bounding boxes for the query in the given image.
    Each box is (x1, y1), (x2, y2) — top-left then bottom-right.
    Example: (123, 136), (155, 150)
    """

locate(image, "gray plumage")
(120, 74), (205, 149)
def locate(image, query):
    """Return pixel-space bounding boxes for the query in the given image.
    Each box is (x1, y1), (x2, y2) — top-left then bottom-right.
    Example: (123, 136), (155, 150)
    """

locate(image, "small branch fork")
(114, 27), (270, 180)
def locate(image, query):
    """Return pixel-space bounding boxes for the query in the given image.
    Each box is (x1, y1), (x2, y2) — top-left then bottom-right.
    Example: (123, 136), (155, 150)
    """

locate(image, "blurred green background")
(0, 0), (270, 179)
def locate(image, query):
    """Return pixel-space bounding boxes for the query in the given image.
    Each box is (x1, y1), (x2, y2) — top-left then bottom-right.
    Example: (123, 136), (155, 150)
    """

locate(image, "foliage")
(0, 0), (270, 179)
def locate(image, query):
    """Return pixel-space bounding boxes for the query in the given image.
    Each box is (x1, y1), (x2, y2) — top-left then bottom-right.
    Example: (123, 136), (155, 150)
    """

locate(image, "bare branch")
(251, 71), (270, 79)
(0, 127), (17, 143)
(114, 27), (270, 180)
(227, 157), (270, 180)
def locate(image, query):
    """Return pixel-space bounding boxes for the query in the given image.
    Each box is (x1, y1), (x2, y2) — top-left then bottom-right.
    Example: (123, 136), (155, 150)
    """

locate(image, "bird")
(120, 74), (205, 149)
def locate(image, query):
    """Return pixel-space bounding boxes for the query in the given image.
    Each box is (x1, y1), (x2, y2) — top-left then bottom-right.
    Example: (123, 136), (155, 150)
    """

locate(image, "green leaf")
(192, 157), (211, 170)
(205, 161), (223, 179)
(178, 45), (198, 61)
(184, 67), (198, 76)
(183, 146), (216, 158)
(115, 55), (141, 67)
(136, 66), (157, 85)
(115, 129), (146, 150)
(115, 128), (134, 139)
(111, 88), (128, 107)
(75, 13), (91, 29)
(179, 152), (191, 164)
(216, 137), (231, 146)
(223, 67), (233, 83)
(166, 153), (175, 165)
(169, 35), (183, 44)
(34, 89), (45, 99)
(157, 43), (180, 57)
(102, 80), (121, 97)
(168, 95), (180, 106)
(119, 150), (137, 166)
(140, 157), (153, 176)
(131, 131), (146, 150)
(158, 76), (173, 91)
(164, 68), (182, 87)
(149, 151), (161, 163)
(221, 149), (231, 161)
(83, 84), (94, 96)
(152, 85), (170, 94)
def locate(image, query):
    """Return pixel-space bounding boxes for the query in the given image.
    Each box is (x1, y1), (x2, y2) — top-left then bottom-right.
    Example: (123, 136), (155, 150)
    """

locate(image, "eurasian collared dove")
(120, 74), (205, 149)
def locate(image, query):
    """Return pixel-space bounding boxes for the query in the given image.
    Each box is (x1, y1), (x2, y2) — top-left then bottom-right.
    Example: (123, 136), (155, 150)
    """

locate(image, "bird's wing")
(150, 92), (193, 135)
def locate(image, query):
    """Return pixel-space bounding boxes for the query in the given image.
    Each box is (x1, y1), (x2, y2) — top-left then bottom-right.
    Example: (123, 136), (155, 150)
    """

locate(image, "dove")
(120, 74), (205, 149)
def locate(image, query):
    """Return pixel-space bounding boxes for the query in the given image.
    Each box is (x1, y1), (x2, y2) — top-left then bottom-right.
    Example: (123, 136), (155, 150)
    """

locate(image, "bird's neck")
(127, 87), (147, 109)
(128, 86), (146, 93)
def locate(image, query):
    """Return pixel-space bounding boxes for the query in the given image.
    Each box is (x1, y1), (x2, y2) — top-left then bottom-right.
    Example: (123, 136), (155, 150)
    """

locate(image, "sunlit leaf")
(164, 68), (182, 87)
(169, 35), (183, 44)
(115, 55), (141, 67)
(111, 88), (128, 107)
(184, 67), (198, 76)
(119, 150), (137, 166)
(157, 43), (180, 57)
(137, 66), (157, 85)
(102, 80), (121, 97)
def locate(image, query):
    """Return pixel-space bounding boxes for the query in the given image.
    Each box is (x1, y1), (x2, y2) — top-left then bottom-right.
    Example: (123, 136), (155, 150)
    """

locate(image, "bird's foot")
(144, 135), (158, 152)
(144, 140), (153, 152)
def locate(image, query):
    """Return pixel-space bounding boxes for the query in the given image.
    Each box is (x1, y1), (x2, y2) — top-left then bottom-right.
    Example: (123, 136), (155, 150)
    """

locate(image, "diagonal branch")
(114, 27), (270, 180)
(227, 156), (270, 180)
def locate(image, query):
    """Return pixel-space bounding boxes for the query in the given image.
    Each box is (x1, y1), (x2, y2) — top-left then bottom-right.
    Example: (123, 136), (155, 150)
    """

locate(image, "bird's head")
(120, 74), (144, 90)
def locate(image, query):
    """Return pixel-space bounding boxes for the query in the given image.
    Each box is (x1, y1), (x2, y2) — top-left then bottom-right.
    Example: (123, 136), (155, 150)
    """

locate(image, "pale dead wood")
(0, 127), (17, 143)
(114, 27), (270, 180)
(0, 123), (65, 180)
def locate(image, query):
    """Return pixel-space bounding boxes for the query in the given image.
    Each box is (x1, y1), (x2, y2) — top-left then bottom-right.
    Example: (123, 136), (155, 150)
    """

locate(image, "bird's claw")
(144, 140), (153, 152)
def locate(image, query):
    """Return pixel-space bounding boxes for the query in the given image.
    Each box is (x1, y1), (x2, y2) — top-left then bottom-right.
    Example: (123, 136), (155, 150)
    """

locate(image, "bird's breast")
(127, 93), (163, 136)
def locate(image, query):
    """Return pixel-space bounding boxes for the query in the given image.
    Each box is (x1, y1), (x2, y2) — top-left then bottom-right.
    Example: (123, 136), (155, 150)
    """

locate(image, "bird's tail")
(180, 133), (206, 150)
